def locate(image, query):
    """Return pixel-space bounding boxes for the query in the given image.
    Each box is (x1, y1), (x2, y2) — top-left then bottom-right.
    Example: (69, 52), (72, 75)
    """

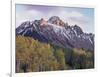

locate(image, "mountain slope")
(16, 16), (94, 51)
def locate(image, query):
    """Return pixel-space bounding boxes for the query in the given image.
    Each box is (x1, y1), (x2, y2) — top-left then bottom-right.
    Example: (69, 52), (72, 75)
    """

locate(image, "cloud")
(16, 6), (93, 33)
(49, 10), (90, 32)
(66, 11), (89, 23)
(16, 10), (43, 27)
(16, 8), (88, 26)
(56, 10), (89, 24)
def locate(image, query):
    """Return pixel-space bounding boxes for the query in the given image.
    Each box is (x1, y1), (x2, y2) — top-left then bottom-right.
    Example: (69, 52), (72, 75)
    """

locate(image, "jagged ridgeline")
(16, 16), (94, 73)
(16, 16), (94, 51)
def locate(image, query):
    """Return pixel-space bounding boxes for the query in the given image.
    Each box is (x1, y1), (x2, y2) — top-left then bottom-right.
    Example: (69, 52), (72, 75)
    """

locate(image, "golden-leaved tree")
(16, 35), (59, 73)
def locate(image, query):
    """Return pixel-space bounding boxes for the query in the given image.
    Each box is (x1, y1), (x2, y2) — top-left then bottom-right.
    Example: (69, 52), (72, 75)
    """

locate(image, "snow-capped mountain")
(16, 16), (94, 51)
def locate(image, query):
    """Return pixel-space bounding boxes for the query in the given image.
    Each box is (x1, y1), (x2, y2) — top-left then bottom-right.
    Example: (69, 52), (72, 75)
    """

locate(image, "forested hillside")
(16, 35), (94, 73)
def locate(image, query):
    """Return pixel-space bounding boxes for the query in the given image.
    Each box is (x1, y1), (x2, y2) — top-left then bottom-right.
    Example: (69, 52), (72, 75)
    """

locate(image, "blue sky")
(16, 4), (94, 33)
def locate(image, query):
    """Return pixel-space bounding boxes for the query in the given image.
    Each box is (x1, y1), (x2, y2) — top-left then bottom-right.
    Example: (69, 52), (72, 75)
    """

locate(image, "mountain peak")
(48, 16), (66, 27)
(49, 16), (60, 20)
(40, 18), (48, 27)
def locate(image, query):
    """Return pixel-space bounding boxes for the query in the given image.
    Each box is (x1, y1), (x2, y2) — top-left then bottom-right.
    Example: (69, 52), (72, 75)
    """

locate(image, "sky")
(16, 4), (94, 33)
